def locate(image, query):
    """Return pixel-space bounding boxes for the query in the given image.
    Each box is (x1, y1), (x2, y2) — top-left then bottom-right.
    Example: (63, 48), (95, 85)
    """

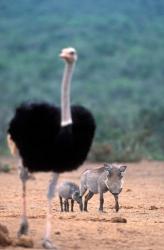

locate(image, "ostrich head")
(60, 47), (77, 63)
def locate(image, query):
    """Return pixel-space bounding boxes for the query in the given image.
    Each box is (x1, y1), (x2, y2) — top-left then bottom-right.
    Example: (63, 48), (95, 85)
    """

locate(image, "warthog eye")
(108, 172), (112, 177)
(119, 172), (123, 178)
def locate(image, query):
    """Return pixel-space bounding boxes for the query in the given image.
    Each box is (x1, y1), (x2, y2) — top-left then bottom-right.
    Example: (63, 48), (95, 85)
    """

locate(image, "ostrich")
(7, 47), (96, 249)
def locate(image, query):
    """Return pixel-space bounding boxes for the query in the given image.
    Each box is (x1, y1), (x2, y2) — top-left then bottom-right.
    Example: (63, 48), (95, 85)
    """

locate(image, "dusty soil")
(0, 158), (164, 250)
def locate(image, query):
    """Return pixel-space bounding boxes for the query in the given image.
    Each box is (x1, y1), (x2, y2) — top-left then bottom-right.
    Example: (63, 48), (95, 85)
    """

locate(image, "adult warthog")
(80, 163), (127, 212)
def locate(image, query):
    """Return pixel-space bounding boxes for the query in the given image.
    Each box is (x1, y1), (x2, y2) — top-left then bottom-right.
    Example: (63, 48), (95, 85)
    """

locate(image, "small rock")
(149, 205), (158, 210)
(126, 189), (132, 192)
(111, 217), (127, 223)
(14, 235), (34, 248)
(0, 224), (9, 235)
(55, 231), (61, 235)
(0, 223), (12, 247)
(124, 205), (133, 209)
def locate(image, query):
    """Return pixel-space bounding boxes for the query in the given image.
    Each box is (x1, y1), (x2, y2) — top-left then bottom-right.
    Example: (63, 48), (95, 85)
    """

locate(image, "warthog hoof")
(98, 208), (104, 213)
(115, 204), (119, 212)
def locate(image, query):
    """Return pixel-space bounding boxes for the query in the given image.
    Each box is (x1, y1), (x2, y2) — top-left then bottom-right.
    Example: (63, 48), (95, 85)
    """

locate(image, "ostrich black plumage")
(7, 48), (96, 249)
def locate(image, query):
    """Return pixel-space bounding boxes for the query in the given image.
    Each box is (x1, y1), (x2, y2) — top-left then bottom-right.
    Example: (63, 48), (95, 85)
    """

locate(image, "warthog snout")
(72, 191), (83, 211)
(105, 164), (126, 196)
(111, 188), (122, 196)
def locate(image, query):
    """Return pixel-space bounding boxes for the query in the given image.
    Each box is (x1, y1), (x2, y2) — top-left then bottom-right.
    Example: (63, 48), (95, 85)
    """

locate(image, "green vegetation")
(0, 163), (11, 173)
(0, 0), (164, 161)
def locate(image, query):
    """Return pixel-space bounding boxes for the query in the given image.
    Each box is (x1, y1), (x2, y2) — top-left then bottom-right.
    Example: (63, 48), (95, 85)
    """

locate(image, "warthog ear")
(120, 165), (127, 172)
(104, 163), (112, 168)
(104, 163), (108, 167)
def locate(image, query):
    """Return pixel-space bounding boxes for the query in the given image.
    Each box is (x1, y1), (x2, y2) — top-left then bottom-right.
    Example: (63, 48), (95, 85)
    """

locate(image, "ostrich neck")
(61, 61), (75, 126)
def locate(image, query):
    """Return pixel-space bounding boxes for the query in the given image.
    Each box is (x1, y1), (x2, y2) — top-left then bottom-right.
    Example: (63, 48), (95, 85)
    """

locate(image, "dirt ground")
(0, 158), (164, 250)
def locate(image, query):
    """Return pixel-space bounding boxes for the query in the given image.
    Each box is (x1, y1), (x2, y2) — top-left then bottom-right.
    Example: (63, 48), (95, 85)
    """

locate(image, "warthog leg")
(99, 192), (104, 212)
(64, 199), (69, 212)
(59, 196), (63, 212)
(114, 195), (119, 212)
(71, 199), (74, 212)
(84, 191), (94, 211)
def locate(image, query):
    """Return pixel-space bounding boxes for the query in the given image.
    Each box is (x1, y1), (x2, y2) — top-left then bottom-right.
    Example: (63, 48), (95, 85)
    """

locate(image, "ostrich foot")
(17, 219), (29, 237)
(42, 239), (57, 249)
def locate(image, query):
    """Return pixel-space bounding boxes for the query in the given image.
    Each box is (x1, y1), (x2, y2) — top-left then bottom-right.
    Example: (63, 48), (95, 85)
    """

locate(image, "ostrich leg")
(42, 173), (59, 250)
(17, 166), (29, 237)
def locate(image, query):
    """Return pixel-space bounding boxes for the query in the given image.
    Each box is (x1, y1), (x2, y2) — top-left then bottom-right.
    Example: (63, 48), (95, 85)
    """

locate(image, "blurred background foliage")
(0, 0), (164, 162)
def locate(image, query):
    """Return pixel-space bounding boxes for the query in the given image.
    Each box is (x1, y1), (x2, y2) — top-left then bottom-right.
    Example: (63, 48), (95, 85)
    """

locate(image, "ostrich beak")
(59, 51), (68, 60)
(59, 52), (73, 62)
(59, 52), (65, 59)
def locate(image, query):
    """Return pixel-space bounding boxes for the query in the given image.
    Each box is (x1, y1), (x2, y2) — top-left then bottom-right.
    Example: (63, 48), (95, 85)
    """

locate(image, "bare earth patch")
(0, 159), (164, 250)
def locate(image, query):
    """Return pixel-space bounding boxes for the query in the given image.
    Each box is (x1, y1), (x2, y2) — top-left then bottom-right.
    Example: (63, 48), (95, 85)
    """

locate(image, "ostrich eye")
(69, 51), (75, 55)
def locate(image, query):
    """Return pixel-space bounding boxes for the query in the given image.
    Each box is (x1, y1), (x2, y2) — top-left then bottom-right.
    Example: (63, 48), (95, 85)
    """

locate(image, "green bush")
(0, 164), (11, 173)
(0, 0), (164, 161)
